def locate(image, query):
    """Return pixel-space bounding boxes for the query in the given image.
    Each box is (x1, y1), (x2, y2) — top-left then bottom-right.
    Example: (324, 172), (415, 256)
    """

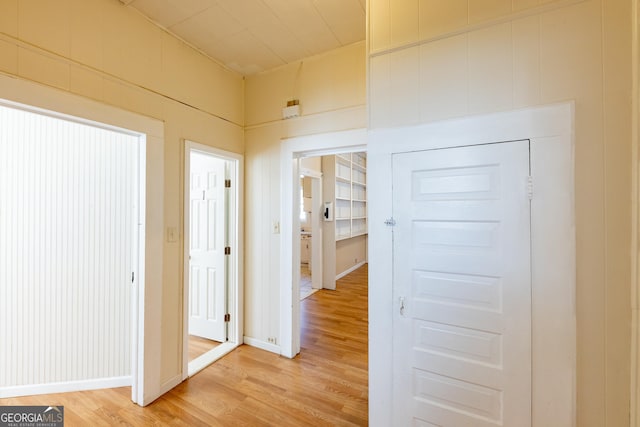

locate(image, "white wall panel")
(467, 22), (513, 114)
(418, 34), (468, 122)
(369, 1), (633, 424)
(0, 103), (138, 389)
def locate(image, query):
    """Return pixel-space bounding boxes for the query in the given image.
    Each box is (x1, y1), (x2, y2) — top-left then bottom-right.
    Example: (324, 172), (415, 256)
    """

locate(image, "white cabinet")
(300, 235), (311, 264)
(324, 153), (367, 241)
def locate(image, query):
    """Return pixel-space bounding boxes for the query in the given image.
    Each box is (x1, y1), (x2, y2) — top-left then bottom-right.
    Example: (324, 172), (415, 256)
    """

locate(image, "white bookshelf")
(325, 152), (367, 241)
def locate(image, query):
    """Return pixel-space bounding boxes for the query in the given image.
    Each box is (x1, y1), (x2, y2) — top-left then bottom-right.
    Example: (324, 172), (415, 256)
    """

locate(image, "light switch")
(167, 226), (178, 242)
(272, 221), (280, 234)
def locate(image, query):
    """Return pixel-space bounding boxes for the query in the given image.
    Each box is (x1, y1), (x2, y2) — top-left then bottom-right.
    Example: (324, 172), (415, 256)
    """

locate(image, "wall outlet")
(267, 337), (277, 344)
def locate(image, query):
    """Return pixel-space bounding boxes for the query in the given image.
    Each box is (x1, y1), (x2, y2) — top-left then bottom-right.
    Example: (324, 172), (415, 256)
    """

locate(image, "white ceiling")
(122, 0), (366, 75)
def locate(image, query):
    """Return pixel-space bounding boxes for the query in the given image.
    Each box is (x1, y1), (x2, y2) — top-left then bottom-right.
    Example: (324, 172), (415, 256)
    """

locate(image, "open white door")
(188, 151), (226, 342)
(392, 141), (532, 426)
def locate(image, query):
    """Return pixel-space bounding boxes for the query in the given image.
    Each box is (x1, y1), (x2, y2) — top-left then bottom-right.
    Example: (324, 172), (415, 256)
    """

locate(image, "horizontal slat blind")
(0, 104), (138, 388)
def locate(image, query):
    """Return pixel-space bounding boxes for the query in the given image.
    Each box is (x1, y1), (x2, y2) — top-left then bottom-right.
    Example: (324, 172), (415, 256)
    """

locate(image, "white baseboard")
(243, 336), (281, 355)
(0, 376), (131, 399)
(336, 261), (367, 280)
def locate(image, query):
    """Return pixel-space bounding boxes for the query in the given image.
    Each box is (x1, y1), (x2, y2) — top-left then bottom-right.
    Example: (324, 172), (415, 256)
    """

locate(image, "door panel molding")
(188, 151), (226, 342)
(392, 141), (532, 425)
(369, 103), (575, 426)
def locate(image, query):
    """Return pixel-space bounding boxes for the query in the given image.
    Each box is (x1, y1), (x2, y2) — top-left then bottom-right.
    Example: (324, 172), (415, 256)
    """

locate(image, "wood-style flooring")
(188, 335), (221, 362)
(1, 265), (369, 426)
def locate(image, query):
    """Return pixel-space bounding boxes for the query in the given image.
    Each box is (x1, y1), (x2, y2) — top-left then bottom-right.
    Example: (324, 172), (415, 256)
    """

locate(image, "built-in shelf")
(323, 152), (367, 242)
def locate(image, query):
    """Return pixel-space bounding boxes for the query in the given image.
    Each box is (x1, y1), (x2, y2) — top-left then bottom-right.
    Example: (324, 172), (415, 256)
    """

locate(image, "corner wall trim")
(631, 1), (640, 426)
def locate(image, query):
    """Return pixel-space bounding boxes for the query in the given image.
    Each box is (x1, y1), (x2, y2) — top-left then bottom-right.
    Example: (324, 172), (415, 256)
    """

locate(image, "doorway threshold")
(188, 341), (238, 377)
(300, 288), (319, 301)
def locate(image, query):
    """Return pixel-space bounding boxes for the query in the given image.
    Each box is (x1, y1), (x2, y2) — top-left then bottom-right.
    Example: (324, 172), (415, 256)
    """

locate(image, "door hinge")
(225, 179), (231, 188)
(131, 272), (135, 283)
(527, 176), (533, 200)
(224, 313), (231, 322)
(224, 246), (231, 255)
(384, 218), (396, 227)
(202, 190), (206, 200)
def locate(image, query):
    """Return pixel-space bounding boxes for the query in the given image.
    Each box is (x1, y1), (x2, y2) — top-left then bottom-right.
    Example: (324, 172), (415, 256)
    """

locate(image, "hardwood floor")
(1, 265), (369, 426)
(188, 335), (221, 362)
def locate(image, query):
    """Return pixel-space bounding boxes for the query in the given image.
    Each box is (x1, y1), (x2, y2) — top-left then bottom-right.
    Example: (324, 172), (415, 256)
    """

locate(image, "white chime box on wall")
(282, 99), (300, 119)
(282, 104), (300, 119)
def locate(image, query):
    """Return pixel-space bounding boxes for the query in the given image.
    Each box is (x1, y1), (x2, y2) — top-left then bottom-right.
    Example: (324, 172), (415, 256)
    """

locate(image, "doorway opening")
(183, 141), (243, 378)
(297, 152), (368, 302)
(0, 99), (146, 400)
(279, 129), (367, 358)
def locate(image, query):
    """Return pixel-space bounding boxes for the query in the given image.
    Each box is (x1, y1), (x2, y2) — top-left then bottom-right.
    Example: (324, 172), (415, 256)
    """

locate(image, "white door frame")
(368, 102), (576, 426)
(0, 99), (147, 401)
(280, 129), (367, 358)
(0, 77), (164, 406)
(131, 132), (146, 405)
(183, 140), (244, 378)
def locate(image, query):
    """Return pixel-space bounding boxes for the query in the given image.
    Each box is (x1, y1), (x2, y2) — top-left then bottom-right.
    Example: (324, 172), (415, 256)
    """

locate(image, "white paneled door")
(189, 152), (226, 342)
(392, 141), (532, 426)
